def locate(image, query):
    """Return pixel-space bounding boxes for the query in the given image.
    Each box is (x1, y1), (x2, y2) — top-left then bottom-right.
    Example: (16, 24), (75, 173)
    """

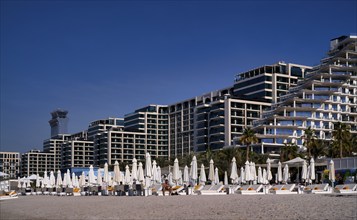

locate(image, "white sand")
(1, 194), (356, 219)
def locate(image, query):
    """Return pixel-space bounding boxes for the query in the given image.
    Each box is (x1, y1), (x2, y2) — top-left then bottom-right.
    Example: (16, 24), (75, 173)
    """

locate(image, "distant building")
(43, 134), (71, 171)
(49, 109), (69, 137)
(0, 152), (20, 178)
(87, 117), (124, 140)
(20, 150), (55, 177)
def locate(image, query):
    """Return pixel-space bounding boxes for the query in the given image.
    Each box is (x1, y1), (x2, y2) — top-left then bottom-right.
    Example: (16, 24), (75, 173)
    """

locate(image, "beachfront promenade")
(1, 194), (356, 219)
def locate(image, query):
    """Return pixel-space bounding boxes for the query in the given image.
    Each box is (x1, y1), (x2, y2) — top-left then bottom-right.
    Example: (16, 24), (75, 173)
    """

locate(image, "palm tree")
(310, 139), (328, 160)
(303, 126), (316, 159)
(240, 127), (258, 161)
(280, 142), (299, 161)
(332, 122), (351, 158)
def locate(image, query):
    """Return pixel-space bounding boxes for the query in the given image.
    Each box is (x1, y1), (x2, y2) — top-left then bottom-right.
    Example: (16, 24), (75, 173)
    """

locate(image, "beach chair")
(80, 187), (89, 196)
(334, 184), (357, 194)
(270, 184), (296, 194)
(36, 188), (42, 195)
(192, 184), (204, 195)
(65, 187), (74, 196)
(25, 188), (32, 196)
(49, 188), (57, 196)
(115, 185), (126, 196)
(225, 185), (241, 194)
(194, 184), (211, 195)
(57, 188), (66, 196)
(133, 184), (143, 196)
(303, 184), (330, 194)
(236, 184), (264, 195)
(199, 184), (226, 195)
(42, 188), (49, 195)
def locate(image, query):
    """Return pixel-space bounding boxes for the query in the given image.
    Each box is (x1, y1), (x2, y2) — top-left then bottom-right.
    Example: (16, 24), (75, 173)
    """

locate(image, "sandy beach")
(1, 194), (356, 220)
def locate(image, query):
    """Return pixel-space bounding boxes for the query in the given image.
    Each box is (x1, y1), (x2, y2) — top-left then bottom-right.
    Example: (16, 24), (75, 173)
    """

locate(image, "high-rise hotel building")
(94, 105), (169, 166)
(253, 35), (357, 153)
(169, 62), (311, 157)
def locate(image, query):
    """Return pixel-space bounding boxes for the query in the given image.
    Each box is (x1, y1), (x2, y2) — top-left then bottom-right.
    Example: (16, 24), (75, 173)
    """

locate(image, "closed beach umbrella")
(108, 173), (113, 186)
(240, 167), (245, 184)
(114, 161), (121, 184)
(250, 162), (257, 182)
(191, 156), (198, 182)
(97, 168), (103, 186)
(200, 164), (207, 184)
(104, 162), (109, 183)
(50, 171), (55, 187)
(244, 161), (251, 183)
(283, 164), (289, 183)
(224, 171), (228, 186)
(310, 158), (316, 181)
(63, 173), (67, 187)
(36, 174), (40, 188)
(137, 162), (145, 182)
(178, 170), (183, 185)
(145, 152), (152, 178)
(72, 173), (76, 188)
(262, 168), (268, 184)
(329, 160), (335, 186)
(43, 171), (48, 187)
(124, 165), (131, 185)
(152, 160), (158, 183)
(257, 167), (263, 184)
(208, 159), (215, 182)
(17, 177), (21, 189)
(22, 180), (26, 189)
(168, 172), (174, 185)
(230, 157), (238, 184)
(79, 171), (86, 187)
(214, 167), (219, 185)
(306, 165), (311, 184)
(66, 169), (72, 187)
(301, 160), (308, 182)
(131, 158), (138, 181)
(183, 165), (189, 184)
(277, 162), (283, 183)
(56, 170), (62, 188)
(88, 165), (96, 185)
(172, 158), (180, 184)
(267, 158), (273, 182)
(157, 166), (162, 183)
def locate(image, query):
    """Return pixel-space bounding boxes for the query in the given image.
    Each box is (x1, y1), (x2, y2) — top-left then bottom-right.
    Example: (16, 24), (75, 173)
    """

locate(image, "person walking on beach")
(162, 179), (172, 196)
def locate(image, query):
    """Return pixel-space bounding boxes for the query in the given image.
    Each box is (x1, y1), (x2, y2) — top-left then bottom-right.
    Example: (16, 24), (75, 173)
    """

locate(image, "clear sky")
(1, 0), (356, 153)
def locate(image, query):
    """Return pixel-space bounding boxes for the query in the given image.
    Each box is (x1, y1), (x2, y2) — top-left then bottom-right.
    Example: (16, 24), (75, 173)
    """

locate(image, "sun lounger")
(303, 184), (330, 194)
(65, 187), (74, 196)
(25, 188), (32, 196)
(270, 184), (297, 194)
(334, 184), (357, 194)
(236, 184), (264, 195)
(57, 188), (66, 196)
(42, 188), (49, 195)
(199, 184), (226, 195)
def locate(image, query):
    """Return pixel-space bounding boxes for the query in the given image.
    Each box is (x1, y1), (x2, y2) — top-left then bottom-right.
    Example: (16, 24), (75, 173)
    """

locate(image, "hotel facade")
(2, 35), (355, 177)
(253, 35), (357, 153)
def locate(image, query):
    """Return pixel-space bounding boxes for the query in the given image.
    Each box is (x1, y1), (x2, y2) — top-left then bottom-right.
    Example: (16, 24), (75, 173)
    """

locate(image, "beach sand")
(1, 194), (356, 220)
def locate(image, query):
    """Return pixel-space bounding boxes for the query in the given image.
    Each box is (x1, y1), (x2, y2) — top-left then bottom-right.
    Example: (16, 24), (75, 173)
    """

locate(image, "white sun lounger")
(334, 184), (357, 194)
(236, 184), (264, 195)
(198, 184), (225, 195)
(270, 184), (297, 194)
(303, 184), (330, 194)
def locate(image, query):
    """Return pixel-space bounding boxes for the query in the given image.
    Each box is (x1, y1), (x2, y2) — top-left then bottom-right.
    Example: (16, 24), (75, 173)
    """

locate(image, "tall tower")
(49, 109), (69, 137)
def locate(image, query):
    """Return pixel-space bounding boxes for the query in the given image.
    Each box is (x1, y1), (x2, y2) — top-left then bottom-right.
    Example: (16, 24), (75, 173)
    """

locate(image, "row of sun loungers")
(16, 183), (357, 196)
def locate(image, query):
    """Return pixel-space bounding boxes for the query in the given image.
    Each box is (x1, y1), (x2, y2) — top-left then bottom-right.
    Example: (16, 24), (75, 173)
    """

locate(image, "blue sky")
(1, 0), (356, 152)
